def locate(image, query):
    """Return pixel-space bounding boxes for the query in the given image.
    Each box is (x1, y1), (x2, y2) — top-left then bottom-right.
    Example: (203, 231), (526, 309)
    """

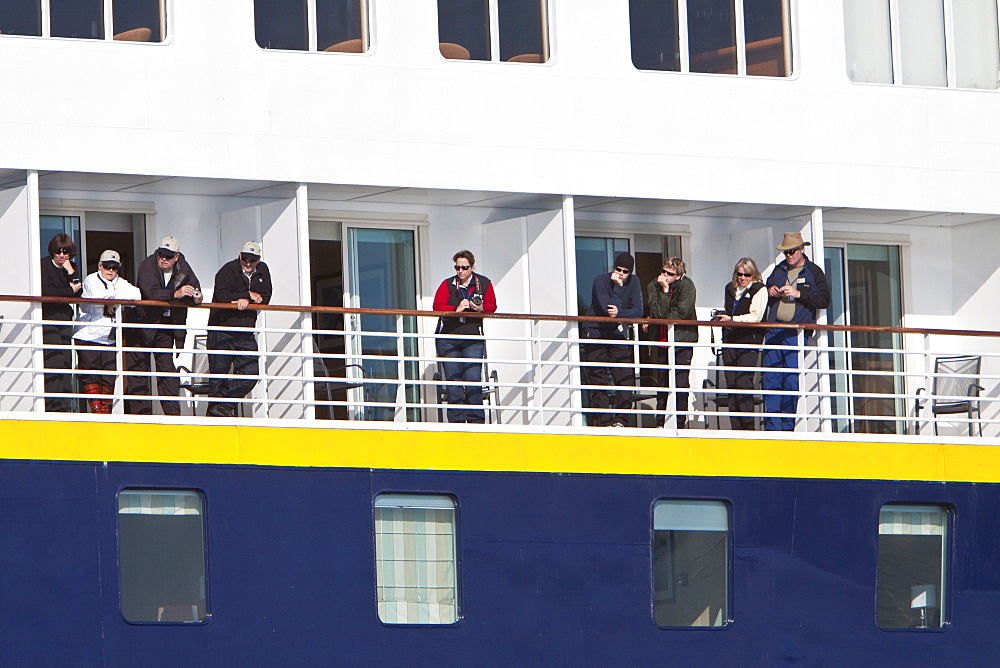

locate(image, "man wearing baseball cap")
(205, 241), (272, 418)
(127, 236), (203, 415)
(762, 232), (831, 430)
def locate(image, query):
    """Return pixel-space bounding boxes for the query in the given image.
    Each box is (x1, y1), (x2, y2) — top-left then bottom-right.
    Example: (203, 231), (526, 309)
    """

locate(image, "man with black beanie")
(581, 252), (644, 427)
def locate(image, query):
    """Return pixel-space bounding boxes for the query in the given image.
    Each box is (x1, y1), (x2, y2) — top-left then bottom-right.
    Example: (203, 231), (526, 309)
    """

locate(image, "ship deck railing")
(2, 294), (999, 439)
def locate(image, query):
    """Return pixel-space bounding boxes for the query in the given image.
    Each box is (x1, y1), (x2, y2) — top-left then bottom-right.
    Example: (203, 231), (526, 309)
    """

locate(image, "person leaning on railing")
(762, 233), (831, 431)
(713, 257), (767, 430)
(432, 250), (497, 423)
(72, 250), (141, 414)
(205, 241), (273, 418)
(581, 252), (644, 428)
(40, 233), (82, 412)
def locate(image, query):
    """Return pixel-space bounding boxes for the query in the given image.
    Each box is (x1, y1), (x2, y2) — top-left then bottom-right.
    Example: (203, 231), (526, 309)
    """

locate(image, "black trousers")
(208, 330), (260, 415)
(75, 340), (117, 388)
(723, 346), (759, 430)
(43, 322), (74, 412)
(126, 326), (181, 415)
(583, 337), (635, 427)
(654, 345), (692, 428)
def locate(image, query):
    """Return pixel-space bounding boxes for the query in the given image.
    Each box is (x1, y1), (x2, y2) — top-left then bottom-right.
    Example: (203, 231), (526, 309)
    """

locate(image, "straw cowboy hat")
(775, 232), (811, 252)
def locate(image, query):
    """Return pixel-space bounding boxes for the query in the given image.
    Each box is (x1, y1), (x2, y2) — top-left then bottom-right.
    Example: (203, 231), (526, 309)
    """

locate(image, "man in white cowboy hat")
(205, 241), (273, 418)
(762, 232), (831, 430)
(127, 236), (203, 415)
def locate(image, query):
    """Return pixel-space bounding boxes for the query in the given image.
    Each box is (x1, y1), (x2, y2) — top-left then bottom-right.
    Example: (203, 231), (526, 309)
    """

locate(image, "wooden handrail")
(4, 293), (1000, 339)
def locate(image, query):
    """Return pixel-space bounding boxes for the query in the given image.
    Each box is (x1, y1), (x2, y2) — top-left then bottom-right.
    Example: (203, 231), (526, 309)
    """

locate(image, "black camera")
(470, 293), (484, 307)
(711, 309), (725, 320)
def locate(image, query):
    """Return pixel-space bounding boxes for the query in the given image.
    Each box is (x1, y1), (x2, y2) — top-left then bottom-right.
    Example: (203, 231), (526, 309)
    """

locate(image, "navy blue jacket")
(764, 256), (831, 325)
(583, 272), (644, 339)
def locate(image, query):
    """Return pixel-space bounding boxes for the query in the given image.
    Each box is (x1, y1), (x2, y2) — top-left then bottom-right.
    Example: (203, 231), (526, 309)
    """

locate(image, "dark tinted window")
(255, 0), (308, 50)
(0, 0), (42, 37)
(50, 0), (104, 40)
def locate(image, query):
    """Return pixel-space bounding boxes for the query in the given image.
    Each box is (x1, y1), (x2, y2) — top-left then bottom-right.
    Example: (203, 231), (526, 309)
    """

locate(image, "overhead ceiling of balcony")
(0, 169), (997, 227)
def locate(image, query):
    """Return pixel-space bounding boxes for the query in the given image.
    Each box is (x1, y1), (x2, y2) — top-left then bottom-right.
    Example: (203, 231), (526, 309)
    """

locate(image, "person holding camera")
(41, 233), (82, 412)
(126, 236), (204, 415)
(644, 257), (697, 428)
(433, 250), (497, 423)
(713, 258), (767, 430)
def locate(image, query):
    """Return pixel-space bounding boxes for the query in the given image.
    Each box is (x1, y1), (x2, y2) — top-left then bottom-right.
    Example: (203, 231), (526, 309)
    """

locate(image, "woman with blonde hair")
(713, 258), (766, 429)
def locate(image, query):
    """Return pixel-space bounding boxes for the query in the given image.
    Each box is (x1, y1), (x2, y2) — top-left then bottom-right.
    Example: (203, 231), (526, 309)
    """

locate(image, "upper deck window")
(437, 0), (549, 62)
(254, 0), (369, 53)
(630, 0), (792, 76)
(0, 0), (166, 42)
(844, 0), (1000, 89)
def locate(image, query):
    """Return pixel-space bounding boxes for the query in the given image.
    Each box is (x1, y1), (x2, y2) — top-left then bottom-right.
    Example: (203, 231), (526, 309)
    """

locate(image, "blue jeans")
(762, 328), (802, 431)
(436, 338), (486, 423)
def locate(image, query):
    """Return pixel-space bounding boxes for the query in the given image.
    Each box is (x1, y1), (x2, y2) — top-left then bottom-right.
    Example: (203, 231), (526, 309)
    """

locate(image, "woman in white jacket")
(73, 250), (141, 413)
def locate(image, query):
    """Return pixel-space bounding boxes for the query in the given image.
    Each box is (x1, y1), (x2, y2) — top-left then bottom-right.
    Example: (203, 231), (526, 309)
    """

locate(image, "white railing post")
(395, 313), (406, 422)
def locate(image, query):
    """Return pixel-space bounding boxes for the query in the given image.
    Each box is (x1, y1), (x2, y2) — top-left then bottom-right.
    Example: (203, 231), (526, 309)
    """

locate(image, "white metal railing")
(3, 295), (999, 438)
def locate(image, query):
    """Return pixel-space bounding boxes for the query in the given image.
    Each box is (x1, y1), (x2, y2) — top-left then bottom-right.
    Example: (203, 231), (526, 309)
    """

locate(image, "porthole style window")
(437, 0), (549, 62)
(374, 494), (458, 624)
(254, 0), (369, 53)
(0, 0), (166, 42)
(629, 0), (791, 76)
(652, 499), (730, 627)
(118, 489), (208, 623)
(877, 504), (949, 629)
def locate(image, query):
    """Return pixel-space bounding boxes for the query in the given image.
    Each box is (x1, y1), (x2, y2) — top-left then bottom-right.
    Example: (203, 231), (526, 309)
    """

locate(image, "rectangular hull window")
(630, 0), (791, 76)
(112, 0), (164, 42)
(0, 0), (43, 36)
(118, 490), (207, 623)
(877, 505), (948, 629)
(653, 499), (729, 627)
(375, 494), (458, 624)
(50, 0), (104, 39)
(438, 0), (549, 62)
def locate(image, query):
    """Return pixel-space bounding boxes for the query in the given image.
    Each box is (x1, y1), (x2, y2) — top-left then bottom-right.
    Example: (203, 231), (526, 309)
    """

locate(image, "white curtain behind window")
(843, 0), (894, 83)
(898, 0), (948, 86)
(952, 0), (1000, 89)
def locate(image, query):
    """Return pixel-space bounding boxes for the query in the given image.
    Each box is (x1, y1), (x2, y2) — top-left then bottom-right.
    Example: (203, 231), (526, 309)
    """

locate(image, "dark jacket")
(764, 256), (831, 325)
(135, 252), (202, 345)
(40, 256), (78, 321)
(723, 281), (765, 345)
(583, 272), (644, 339)
(433, 272), (497, 336)
(646, 274), (698, 343)
(208, 259), (273, 329)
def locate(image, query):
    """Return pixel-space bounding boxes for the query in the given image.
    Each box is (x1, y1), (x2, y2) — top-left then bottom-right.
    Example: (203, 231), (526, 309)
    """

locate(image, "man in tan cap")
(127, 236), (203, 415)
(205, 241), (272, 417)
(761, 232), (831, 430)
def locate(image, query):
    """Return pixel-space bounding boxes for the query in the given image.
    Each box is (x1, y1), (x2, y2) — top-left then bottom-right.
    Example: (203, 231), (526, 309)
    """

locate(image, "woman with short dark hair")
(40, 233), (82, 412)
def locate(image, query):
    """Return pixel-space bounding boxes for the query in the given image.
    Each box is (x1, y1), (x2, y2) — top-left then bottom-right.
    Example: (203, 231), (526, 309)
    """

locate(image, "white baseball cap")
(241, 241), (262, 256)
(99, 250), (121, 264)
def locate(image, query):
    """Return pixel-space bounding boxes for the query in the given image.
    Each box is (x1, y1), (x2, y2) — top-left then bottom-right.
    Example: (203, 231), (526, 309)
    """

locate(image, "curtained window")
(118, 490), (207, 623)
(375, 494), (458, 624)
(652, 499), (729, 627)
(877, 505), (948, 629)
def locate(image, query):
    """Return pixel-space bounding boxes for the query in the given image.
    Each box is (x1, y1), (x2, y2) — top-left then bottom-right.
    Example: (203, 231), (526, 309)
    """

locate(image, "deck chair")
(914, 355), (983, 436)
(313, 360), (367, 420)
(702, 349), (763, 429)
(434, 361), (500, 424)
(177, 335), (210, 414)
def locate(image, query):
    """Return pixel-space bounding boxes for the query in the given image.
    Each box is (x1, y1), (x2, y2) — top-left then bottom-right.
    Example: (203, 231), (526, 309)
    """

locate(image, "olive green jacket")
(645, 274), (699, 343)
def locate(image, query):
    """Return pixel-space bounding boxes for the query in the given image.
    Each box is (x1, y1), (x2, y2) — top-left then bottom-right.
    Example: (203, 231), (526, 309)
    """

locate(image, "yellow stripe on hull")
(2, 419), (998, 483)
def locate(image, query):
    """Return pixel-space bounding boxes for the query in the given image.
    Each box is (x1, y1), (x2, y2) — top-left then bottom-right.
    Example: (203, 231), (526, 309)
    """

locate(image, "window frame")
(437, 0), (551, 63)
(373, 492), (461, 626)
(629, 0), (794, 77)
(0, 0), (169, 43)
(116, 487), (210, 625)
(844, 0), (1000, 90)
(875, 503), (952, 631)
(253, 0), (371, 54)
(650, 498), (733, 629)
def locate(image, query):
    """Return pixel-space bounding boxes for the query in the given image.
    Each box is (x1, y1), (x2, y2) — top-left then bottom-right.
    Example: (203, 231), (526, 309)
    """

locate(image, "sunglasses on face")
(783, 247), (802, 256)
(101, 263), (120, 271)
(454, 265), (471, 271)
(54, 248), (74, 256)
(614, 267), (631, 274)
(156, 250), (178, 260)
(661, 270), (677, 276)
(240, 253), (261, 263)
(736, 272), (752, 277)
